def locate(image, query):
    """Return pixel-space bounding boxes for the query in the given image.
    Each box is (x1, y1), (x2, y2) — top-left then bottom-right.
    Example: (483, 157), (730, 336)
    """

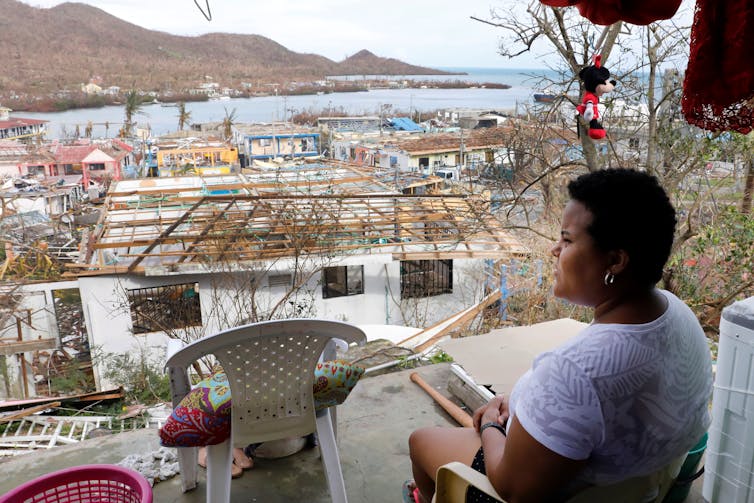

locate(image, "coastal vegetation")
(4, 78), (504, 114)
(4, 91), (209, 114)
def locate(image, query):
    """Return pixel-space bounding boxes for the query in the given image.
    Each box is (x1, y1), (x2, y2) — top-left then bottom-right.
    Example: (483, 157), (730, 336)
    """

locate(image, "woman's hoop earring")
(604, 272), (615, 286)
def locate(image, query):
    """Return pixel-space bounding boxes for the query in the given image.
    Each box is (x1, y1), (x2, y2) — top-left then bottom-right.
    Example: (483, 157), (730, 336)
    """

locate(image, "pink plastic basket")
(0, 464), (153, 503)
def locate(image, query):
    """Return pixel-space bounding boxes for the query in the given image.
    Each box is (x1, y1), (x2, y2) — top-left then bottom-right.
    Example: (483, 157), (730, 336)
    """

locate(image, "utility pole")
(379, 103), (383, 137)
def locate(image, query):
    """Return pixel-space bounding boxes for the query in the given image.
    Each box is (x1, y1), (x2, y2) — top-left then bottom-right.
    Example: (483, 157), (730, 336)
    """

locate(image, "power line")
(193, 0), (212, 21)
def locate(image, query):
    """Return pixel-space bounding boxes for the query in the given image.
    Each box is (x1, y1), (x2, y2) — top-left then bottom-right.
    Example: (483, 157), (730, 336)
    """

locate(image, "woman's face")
(551, 200), (610, 306)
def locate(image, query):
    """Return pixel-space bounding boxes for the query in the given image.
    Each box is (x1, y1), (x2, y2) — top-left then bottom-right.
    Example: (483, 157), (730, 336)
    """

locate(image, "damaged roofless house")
(68, 161), (525, 390)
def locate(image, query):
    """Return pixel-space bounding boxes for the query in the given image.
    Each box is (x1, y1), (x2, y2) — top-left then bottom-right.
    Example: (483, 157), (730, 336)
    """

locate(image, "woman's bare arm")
(480, 415), (587, 503)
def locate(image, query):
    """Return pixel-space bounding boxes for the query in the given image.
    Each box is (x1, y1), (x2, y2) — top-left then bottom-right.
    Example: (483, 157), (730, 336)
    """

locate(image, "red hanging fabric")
(539, 0), (682, 26)
(682, 0), (754, 134)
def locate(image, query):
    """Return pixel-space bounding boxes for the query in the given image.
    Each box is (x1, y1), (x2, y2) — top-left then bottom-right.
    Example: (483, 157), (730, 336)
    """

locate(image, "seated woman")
(407, 169), (713, 503)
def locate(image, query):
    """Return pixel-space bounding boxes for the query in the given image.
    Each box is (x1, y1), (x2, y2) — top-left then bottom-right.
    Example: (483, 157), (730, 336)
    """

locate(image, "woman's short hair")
(567, 168), (676, 285)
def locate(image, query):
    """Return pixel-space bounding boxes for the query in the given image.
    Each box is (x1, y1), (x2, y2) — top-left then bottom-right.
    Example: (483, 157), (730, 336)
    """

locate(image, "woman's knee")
(409, 426), (442, 462)
(410, 426), (481, 467)
(409, 427), (428, 459)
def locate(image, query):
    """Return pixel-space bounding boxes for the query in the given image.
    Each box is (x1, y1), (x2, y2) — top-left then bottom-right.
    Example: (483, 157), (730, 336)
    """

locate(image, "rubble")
(117, 447), (179, 486)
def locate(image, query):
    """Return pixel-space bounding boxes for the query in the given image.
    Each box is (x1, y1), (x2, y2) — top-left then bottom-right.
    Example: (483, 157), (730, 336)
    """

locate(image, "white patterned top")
(508, 290), (713, 485)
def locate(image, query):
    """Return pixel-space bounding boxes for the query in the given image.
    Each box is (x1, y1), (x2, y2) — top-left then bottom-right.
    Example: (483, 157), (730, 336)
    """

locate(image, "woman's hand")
(472, 395), (509, 432)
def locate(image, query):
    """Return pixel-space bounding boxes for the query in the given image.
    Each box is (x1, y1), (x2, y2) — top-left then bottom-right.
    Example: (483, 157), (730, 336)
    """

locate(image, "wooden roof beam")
(126, 197), (206, 272)
(177, 200), (238, 263)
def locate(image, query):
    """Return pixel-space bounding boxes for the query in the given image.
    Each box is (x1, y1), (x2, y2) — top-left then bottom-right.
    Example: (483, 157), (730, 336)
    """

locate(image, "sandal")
(402, 480), (420, 503)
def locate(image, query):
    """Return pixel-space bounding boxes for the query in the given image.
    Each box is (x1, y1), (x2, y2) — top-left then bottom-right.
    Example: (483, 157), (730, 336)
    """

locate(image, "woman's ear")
(608, 249), (630, 274)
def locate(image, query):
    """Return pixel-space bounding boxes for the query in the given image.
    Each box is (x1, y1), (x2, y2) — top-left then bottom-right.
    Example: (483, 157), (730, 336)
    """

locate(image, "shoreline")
(6, 79), (509, 115)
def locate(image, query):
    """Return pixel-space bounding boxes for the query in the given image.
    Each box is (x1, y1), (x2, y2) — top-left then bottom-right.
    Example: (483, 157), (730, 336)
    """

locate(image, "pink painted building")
(15, 140), (134, 186)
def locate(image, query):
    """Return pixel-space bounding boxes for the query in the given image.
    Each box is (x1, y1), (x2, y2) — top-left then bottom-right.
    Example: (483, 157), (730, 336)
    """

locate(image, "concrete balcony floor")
(0, 363), (707, 502)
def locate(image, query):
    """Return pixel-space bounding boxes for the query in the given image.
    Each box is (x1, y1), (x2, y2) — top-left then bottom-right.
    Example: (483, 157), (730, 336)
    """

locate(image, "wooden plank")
(75, 392), (124, 402)
(447, 363), (495, 413)
(403, 290), (502, 352)
(49, 420), (64, 448)
(0, 435), (79, 446)
(0, 339), (58, 356)
(0, 388), (124, 412)
(392, 251), (522, 260)
(128, 198), (206, 272)
(0, 402), (61, 423)
(177, 200), (237, 263)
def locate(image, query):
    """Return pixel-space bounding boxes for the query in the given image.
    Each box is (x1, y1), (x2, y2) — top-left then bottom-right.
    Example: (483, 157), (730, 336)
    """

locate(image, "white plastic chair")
(165, 319), (367, 503)
(433, 455), (685, 503)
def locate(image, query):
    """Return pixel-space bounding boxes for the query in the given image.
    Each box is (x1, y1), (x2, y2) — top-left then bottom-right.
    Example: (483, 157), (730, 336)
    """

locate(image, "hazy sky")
(20, 0), (695, 69)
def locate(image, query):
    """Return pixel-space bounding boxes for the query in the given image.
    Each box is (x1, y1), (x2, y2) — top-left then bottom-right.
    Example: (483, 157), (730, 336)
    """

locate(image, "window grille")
(127, 283), (201, 334)
(400, 260), (453, 299)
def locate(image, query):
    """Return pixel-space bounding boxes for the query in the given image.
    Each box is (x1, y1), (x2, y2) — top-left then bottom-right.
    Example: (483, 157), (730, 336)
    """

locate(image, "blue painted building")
(243, 132), (320, 161)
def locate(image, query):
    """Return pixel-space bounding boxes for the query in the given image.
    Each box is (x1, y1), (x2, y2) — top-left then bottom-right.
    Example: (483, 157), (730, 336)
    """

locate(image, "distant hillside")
(0, 0), (452, 97)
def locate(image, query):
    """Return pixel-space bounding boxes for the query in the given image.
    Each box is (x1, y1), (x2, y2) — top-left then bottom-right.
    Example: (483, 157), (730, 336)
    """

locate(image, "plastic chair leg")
(206, 438), (233, 503)
(177, 446), (198, 492)
(316, 408), (347, 503)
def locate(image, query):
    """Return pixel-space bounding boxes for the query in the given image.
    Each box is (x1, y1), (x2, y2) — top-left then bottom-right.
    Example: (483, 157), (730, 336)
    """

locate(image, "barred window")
(400, 260), (453, 299)
(322, 265), (364, 299)
(127, 283), (201, 334)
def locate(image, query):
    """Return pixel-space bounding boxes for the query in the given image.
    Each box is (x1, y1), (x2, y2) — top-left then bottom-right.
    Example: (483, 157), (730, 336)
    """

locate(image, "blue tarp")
(389, 117), (424, 132)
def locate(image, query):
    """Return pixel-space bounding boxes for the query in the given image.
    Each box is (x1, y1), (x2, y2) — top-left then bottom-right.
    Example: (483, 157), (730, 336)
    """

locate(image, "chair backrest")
(165, 319), (366, 446)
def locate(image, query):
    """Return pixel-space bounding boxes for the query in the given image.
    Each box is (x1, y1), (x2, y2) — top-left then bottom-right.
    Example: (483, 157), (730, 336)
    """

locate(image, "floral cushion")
(159, 360), (365, 448)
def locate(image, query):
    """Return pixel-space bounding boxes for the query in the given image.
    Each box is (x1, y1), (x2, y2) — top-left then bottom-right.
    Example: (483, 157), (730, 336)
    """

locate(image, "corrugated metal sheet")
(389, 117), (424, 132)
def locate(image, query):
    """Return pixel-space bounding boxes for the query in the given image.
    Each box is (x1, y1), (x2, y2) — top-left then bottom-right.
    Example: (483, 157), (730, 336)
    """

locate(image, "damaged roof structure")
(72, 162), (526, 276)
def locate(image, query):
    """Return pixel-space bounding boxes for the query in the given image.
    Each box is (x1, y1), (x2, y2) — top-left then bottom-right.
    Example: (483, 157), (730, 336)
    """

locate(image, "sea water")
(21, 67), (558, 139)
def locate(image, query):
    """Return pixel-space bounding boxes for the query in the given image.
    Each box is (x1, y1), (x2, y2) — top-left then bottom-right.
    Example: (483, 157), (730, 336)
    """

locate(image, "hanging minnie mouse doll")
(577, 55), (616, 140)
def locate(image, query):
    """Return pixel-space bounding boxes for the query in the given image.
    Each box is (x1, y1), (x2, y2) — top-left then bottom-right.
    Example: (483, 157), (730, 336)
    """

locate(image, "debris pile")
(118, 447), (179, 486)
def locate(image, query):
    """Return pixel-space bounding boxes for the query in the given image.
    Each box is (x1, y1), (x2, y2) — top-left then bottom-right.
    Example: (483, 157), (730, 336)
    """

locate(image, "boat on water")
(533, 93), (556, 103)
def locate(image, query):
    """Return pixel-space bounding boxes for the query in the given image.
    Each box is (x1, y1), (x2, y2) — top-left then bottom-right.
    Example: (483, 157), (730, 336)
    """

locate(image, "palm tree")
(122, 89), (143, 138)
(221, 107), (237, 140)
(177, 102), (192, 131)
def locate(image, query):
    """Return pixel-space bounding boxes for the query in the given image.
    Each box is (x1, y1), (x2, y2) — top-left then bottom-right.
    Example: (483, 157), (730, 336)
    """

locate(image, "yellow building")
(156, 146), (238, 176)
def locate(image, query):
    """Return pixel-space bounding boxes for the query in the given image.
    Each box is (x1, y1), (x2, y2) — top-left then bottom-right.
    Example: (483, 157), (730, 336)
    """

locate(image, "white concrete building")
(68, 164), (525, 389)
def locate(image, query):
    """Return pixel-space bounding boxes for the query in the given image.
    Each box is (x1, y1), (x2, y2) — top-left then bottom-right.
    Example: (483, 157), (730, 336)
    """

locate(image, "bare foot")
(231, 462), (243, 478)
(233, 447), (254, 470)
(196, 446), (248, 478)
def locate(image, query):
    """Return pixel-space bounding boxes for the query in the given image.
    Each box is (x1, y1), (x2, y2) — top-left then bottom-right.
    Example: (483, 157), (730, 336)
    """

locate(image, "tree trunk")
(580, 122), (600, 171)
(742, 157), (754, 214)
